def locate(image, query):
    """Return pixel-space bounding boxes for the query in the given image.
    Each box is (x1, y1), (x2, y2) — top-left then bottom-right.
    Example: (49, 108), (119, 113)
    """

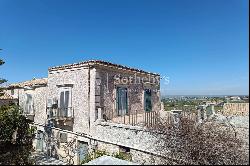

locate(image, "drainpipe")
(18, 88), (20, 106)
(88, 63), (91, 134)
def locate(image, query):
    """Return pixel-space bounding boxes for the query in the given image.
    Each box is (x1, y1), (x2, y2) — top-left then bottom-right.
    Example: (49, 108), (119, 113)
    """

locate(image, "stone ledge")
(97, 121), (145, 131)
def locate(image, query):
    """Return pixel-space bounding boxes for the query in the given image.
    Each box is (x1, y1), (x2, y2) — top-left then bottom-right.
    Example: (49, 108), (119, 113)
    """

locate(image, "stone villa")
(5, 60), (163, 164)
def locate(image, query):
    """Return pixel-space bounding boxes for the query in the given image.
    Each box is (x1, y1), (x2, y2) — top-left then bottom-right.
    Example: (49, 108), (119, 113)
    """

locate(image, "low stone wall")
(91, 121), (173, 164)
(92, 122), (158, 152)
(223, 103), (249, 116)
(32, 121), (183, 165)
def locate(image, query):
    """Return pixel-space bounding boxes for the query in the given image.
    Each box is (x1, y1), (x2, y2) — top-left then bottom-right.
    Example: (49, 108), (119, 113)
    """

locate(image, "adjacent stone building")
(6, 78), (48, 122)
(6, 60), (163, 164)
(0, 91), (17, 106)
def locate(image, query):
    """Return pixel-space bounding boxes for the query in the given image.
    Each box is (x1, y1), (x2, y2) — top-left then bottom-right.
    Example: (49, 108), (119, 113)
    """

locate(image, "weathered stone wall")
(48, 67), (92, 134)
(17, 88), (26, 111)
(31, 123), (91, 165)
(223, 103), (249, 116)
(14, 87), (47, 124)
(96, 141), (164, 164)
(87, 66), (163, 164)
(33, 86), (48, 124)
(5, 88), (19, 99)
(95, 66), (160, 118)
(0, 99), (16, 106)
(92, 122), (159, 152)
(91, 121), (166, 164)
(7, 62), (164, 165)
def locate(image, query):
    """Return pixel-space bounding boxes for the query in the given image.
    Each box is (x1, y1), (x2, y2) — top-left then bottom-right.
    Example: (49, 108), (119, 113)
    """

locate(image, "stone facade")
(47, 67), (91, 133)
(95, 66), (160, 117)
(7, 60), (162, 165)
(0, 91), (18, 106)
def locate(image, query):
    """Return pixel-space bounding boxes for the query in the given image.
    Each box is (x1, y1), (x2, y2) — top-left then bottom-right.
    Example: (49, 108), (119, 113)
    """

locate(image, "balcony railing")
(47, 107), (74, 119)
(21, 106), (35, 121)
(103, 108), (159, 127)
(102, 107), (198, 127)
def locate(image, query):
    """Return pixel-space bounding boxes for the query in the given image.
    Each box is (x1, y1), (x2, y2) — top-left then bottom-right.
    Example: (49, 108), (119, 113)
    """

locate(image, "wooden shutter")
(59, 91), (65, 108)
(26, 94), (33, 114)
(117, 87), (128, 116)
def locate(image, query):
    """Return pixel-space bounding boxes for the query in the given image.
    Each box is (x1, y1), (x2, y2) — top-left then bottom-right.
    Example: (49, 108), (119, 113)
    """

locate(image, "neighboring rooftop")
(49, 60), (160, 76)
(84, 155), (138, 165)
(0, 92), (15, 100)
(8, 78), (48, 88)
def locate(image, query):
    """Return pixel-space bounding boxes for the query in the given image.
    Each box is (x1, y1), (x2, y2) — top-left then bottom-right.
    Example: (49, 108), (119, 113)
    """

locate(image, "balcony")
(102, 108), (159, 127)
(101, 108), (198, 127)
(21, 106), (35, 121)
(47, 107), (74, 125)
(22, 113), (35, 121)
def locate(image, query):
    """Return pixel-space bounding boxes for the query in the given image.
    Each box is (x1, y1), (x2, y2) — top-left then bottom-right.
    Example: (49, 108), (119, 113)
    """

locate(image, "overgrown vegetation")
(150, 116), (249, 165)
(0, 105), (36, 165)
(81, 149), (132, 164)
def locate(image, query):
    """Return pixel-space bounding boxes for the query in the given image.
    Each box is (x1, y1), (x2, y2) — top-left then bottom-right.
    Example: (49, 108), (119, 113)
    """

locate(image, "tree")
(0, 50), (36, 164)
(0, 49), (7, 94)
(0, 105), (36, 164)
(149, 116), (249, 165)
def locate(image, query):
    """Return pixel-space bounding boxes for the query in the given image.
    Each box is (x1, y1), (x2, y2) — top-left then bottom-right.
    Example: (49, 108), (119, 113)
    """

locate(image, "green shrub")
(112, 151), (132, 161)
(81, 149), (132, 164)
(81, 150), (109, 164)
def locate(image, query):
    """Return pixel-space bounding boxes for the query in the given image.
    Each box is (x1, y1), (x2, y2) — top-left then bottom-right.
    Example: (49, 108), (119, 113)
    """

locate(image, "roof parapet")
(48, 60), (160, 76)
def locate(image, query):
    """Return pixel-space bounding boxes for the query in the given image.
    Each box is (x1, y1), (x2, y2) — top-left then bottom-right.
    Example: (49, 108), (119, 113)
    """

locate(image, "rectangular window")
(25, 93), (33, 114)
(78, 141), (88, 164)
(116, 87), (128, 116)
(36, 130), (44, 151)
(11, 89), (14, 95)
(59, 88), (72, 117)
(144, 89), (152, 112)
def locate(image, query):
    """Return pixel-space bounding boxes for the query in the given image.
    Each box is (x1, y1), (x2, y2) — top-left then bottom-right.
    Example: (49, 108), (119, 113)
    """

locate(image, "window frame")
(144, 89), (152, 112)
(11, 89), (14, 95)
(58, 87), (72, 117)
(25, 93), (34, 114)
(116, 87), (128, 116)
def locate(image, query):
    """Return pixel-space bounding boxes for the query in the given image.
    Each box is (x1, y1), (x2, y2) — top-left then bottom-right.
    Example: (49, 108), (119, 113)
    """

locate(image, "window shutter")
(117, 87), (128, 116)
(60, 91), (65, 108)
(144, 89), (152, 112)
(64, 91), (69, 108)
(25, 94), (33, 114)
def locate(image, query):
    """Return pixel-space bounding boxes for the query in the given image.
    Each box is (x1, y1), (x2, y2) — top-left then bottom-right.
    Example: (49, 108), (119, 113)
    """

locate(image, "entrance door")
(36, 130), (44, 151)
(116, 87), (128, 116)
(78, 141), (88, 164)
(59, 89), (71, 117)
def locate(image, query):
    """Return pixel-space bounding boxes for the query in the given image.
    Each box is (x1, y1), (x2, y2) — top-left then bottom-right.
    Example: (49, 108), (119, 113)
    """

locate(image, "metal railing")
(47, 107), (74, 119)
(22, 105), (35, 115)
(103, 107), (198, 127)
(103, 107), (159, 127)
(164, 111), (198, 125)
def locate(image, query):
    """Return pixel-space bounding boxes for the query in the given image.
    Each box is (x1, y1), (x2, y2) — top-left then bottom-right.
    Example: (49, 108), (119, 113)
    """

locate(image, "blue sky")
(0, 0), (248, 95)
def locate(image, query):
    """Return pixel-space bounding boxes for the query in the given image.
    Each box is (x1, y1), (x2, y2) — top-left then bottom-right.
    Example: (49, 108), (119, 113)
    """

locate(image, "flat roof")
(48, 60), (160, 76)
